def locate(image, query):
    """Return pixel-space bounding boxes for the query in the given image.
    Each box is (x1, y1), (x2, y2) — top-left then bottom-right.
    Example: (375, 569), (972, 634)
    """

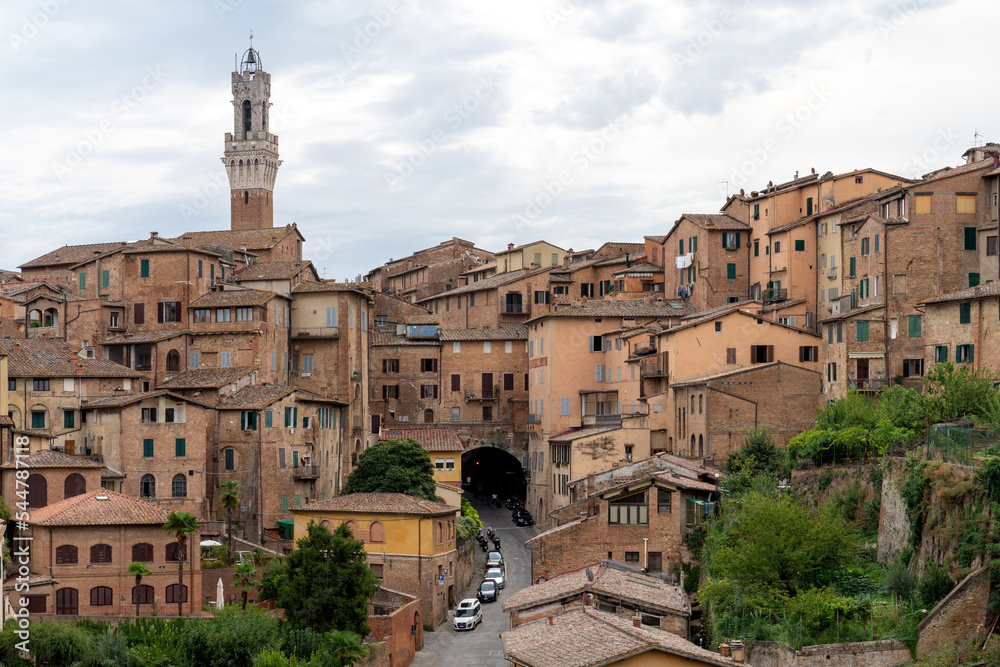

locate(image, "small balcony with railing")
(848, 376), (886, 392)
(292, 326), (340, 339)
(762, 287), (788, 303)
(292, 464), (319, 480)
(640, 357), (668, 378)
(499, 301), (531, 317)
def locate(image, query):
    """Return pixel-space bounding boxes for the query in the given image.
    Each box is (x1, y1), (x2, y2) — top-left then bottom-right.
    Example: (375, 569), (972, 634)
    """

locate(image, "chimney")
(719, 644), (731, 658)
(563, 255), (571, 267)
(730, 640), (746, 664)
(507, 243), (515, 251)
(632, 616), (642, 628)
(529, 262), (540, 270)
(459, 276), (468, 286)
(547, 615), (554, 625)
(75, 361), (85, 375)
(150, 231), (159, 239)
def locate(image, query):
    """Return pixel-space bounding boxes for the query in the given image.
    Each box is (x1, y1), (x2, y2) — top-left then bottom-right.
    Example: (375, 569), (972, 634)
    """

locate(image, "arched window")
(166, 542), (185, 562)
(166, 350), (180, 372)
(424, 409), (434, 423)
(690, 395), (695, 413)
(172, 474), (187, 497)
(690, 434), (696, 455)
(321, 519), (334, 532)
(132, 585), (155, 605)
(369, 521), (385, 544)
(436, 521), (444, 544)
(55, 545), (78, 565)
(90, 544), (112, 564)
(64, 473), (86, 499)
(699, 394), (703, 414)
(344, 521), (358, 538)
(242, 99), (252, 137)
(27, 473), (47, 508)
(28, 309), (41, 325)
(132, 543), (154, 562)
(165, 584), (188, 604)
(140, 474), (156, 498)
(244, 191), (249, 204)
(698, 434), (704, 457)
(90, 586), (113, 606)
(55, 588), (78, 615)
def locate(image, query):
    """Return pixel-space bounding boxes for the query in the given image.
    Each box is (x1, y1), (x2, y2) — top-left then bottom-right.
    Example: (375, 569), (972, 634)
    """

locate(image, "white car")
(453, 598), (482, 631)
(485, 567), (505, 590)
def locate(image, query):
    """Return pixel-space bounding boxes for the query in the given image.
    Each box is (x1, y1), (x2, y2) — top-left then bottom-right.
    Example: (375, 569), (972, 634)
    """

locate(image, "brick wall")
(230, 188), (274, 230)
(749, 640), (911, 667)
(916, 566), (990, 657)
(367, 588), (423, 667)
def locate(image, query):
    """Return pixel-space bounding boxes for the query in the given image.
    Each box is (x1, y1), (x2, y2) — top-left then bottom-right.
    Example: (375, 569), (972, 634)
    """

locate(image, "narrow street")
(411, 497), (539, 667)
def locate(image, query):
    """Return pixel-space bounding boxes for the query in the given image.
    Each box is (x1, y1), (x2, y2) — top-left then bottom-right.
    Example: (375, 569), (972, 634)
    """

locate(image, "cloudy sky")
(1, 0), (995, 279)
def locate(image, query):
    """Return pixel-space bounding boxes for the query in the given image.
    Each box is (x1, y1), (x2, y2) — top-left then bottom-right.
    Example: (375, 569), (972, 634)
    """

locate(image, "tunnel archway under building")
(462, 447), (525, 501)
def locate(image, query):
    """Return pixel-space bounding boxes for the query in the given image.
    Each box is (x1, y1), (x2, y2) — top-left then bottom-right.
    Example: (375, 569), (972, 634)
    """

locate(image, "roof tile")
(296, 492), (457, 515)
(27, 490), (172, 527)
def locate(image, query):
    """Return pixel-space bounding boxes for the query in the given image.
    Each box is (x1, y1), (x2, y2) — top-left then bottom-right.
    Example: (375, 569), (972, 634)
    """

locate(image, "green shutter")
(754, 240), (759, 257)
(970, 344), (974, 362)
(175, 438), (186, 457)
(143, 439), (154, 457)
(969, 273), (980, 287)
(79, 272), (86, 290)
(140, 259), (149, 278)
(293, 451), (299, 468)
(241, 412), (246, 430)
(281, 495), (288, 512)
(806, 197), (813, 216)
(102, 270), (109, 288)
(735, 233), (741, 248)
(285, 407), (291, 427)
(679, 239), (684, 254)
(795, 239), (805, 251)
(265, 410), (273, 428)
(960, 302), (971, 324)
(296, 494), (302, 506)
(63, 411), (74, 429)
(293, 407), (298, 428)
(965, 227), (977, 250)
(727, 263), (736, 279)
(849, 257), (856, 277)
(908, 315), (922, 338)
(210, 264), (215, 286)
(857, 321), (869, 342)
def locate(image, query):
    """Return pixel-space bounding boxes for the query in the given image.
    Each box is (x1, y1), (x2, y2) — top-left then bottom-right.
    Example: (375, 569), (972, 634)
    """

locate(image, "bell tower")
(223, 36), (281, 230)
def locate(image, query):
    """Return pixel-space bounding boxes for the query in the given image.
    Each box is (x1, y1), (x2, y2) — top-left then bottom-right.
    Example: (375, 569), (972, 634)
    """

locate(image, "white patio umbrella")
(216, 578), (225, 611)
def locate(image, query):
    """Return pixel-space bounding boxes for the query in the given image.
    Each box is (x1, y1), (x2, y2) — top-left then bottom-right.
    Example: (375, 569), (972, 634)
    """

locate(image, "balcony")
(526, 414), (541, 424)
(640, 359), (667, 378)
(762, 288), (788, 303)
(826, 267), (837, 279)
(499, 303), (530, 316)
(292, 326), (340, 339)
(849, 377), (885, 392)
(582, 414), (622, 428)
(293, 465), (319, 480)
(465, 388), (497, 401)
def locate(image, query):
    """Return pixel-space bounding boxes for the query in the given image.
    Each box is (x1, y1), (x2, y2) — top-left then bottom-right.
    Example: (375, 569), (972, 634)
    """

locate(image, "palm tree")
(163, 511), (200, 617)
(218, 480), (242, 553)
(319, 630), (369, 667)
(233, 561), (259, 611)
(126, 561), (151, 617)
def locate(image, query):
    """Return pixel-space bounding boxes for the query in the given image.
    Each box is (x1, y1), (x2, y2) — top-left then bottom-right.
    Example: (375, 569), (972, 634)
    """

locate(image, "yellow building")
(292, 492), (461, 626)
(378, 427), (465, 489)
(495, 241), (568, 273)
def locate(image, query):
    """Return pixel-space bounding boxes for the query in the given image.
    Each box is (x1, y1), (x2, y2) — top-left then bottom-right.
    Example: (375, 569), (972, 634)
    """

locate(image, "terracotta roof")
(0, 450), (104, 470)
(497, 239), (566, 254)
(816, 303), (885, 324)
(549, 426), (621, 443)
(27, 490), (172, 527)
(102, 330), (188, 345)
(189, 288), (279, 308)
(235, 261), (314, 281)
(525, 516), (591, 546)
(437, 324), (527, 341)
(666, 304), (820, 338)
(501, 607), (736, 667)
(292, 280), (371, 296)
(0, 340), (144, 378)
(296, 492), (458, 516)
(922, 280), (1000, 305)
(83, 390), (212, 409)
(0, 270), (22, 282)
(293, 389), (349, 405)
(767, 194), (881, 235)
(218, 385), (297, 410)
(461, 261), (497, 275)
(372, 330), (441, 347)
(644, 235), (668, 243)
(611, 262), (663, 277)
(101, 466), (125, 479)
(378, 428), (465, 452)
(172, 225), (302, 251)
(503, 560), (689, 617)
(917, 157), (996, 183)
(652, 471), (718, 492)
(535, 299), (699, 321)
(158, 366), (257, 389)
(19, 242), (130, 269)
(419, 267), (551, 301)
(677, 213), (751, 231)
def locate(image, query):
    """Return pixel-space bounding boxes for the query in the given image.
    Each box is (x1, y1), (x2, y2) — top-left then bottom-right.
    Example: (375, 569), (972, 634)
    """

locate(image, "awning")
(275, 520), (295, 539)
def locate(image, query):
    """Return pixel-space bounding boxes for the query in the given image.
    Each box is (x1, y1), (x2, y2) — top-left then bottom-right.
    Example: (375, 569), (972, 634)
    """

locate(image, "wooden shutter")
(134, 303), (144, 324)
(727, 348), (736, 364)
(766, 345), (774, 363)
(157, 302), (164, 323)
(382, 359), (387, 373)
(451, 374), (461, 391)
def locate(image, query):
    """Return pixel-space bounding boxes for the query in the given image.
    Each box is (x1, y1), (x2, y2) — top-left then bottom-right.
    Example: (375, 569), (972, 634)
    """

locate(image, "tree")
(163, 511), (200, 617)
(314, 629), (370, 667)
(219, 480), (242, 552)
(273, 521), (379, 635)
(126, 561), (151, 617)
(234, 561), (259, 611)
(345, 439), (436, 500)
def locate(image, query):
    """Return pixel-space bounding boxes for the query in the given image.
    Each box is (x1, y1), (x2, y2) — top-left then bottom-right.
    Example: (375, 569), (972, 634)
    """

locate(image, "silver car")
(485, 567), (505, 590)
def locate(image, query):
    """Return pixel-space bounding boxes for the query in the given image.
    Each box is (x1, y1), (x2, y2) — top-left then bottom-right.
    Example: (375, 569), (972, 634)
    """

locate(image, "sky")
(1, 0), (997, 280)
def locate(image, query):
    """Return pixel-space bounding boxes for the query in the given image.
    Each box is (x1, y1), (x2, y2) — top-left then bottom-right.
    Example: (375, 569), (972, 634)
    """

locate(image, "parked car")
(485, 551), (505, 572)
(477, 579), (498, 603)
(485, 567), (506, 590)
(513, 510), (534, 526)
(453, 598), (483, 631)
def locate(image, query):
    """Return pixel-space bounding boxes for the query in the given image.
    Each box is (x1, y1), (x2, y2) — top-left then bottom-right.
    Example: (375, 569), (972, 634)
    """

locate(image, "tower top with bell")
(239, 30), (262, 75)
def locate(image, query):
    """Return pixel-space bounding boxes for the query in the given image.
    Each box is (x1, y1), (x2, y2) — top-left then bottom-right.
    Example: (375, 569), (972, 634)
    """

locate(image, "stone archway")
(461, 446), (526, 501)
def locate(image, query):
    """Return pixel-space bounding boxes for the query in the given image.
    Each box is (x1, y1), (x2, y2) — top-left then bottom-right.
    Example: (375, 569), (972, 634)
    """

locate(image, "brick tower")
(223, 38), (281, 230)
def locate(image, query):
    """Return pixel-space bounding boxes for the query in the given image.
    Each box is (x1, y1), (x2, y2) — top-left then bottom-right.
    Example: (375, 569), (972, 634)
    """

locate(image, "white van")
(453, 598), (482, 631)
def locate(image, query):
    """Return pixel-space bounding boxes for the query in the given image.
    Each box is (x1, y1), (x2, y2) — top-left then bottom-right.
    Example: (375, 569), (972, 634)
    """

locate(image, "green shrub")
(818, 469), (833, 490)
(182, 606), (282, 667)
(885, 555), (916, 600)
(25, 621), (92, 666)
(283, 627), (323, 659)
(918, 564), (953, 608)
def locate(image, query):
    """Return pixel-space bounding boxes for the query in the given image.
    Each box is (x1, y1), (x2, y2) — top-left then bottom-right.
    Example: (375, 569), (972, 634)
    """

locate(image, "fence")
(925, 422), (996, 465)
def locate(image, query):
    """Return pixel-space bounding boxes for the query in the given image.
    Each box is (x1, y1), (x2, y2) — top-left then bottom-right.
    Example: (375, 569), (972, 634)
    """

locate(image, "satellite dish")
(585, 569), (594, 582)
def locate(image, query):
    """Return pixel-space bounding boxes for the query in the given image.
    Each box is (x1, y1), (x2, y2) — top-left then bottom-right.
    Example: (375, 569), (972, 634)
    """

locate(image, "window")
(958, 195), (976, 214)
(915, 194), (931, 214)
(284, 407), (298, 428)
(224, 448), (235, 471)
(140, 474), (155, 498)
(608, 491), (648, 525)
(754, 240), (759, 257)
(165, 542), (186, 562)
(90, 544), (112, 564)
(860, 237), (869, 256)
(33, 378), (50, 391)
(90, 586), (113, 606)
(856, 321), (869, 342)
(63, 410), (75, 429)
(165, 584), (188, 604)
(140, 259), (150, 278)
(722, 232), (740, 249)
(382, 385), (400, 399)
(956, 344), (974, 363)
(132, 543), (154, 562)
(241, 411), (258, 431)
(505, 341), (513, 353)
(216, 308), (231, 323)
(158, 301), (181, 323)
(749, 345), (774, 364)
(988, 236), (999, 256)
(935, 345), (948, 363)
(726, 348), (736, 364)
(753, 203), (760, 220)
(420, 384), (438, 399)
(903, 359), (925, 377)
(172, 474), (187, 497)
(302, 355), (314, 373)
(658, 489), (671, 512)
(451, 374), (461, 391)
(190, 352), (200, 369)
(827, 362), (837, 382)
(420, 358), (438, 372)
(836, 322), (843, 343)
(960, 302), (972, 324)
(451, 406), (460, 422)
(908, 315), (922, 338)
(236, 307), (253, 322)
(726, 263), (736, 279)
(193, 309), (210, 323)
(56, 545), (78, 564)
(483, 405), (493, 421)
(132, 585), (154, 605)
(102, 269), (110, 288)
(56, 588), (79, 615)
(142, 438), (154, 457)
(795, 239), (805, 252)
(383, 358), (400, 373)
(483, 341), (491, 354)
(799, 346), (818, 362)
(134, 302), (145, 324)
(624, 551), (640, 563)
(969, 273), (980, 288)
(220, 351), (231, 367)
(774, 241), (780, 253)
(560, 397), (570, 415)
(534, 290), (550, 304)
(849, 256), (856, 277)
